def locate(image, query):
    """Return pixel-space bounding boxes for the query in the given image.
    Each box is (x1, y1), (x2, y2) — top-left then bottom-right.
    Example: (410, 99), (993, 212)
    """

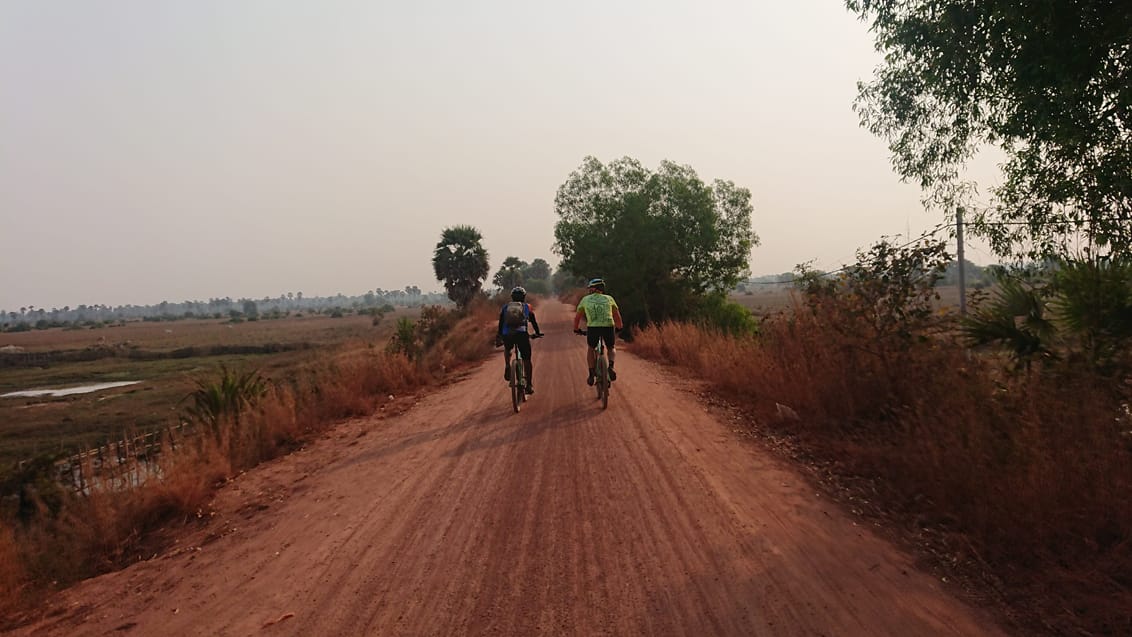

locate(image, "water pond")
(1, 381), (141, 398)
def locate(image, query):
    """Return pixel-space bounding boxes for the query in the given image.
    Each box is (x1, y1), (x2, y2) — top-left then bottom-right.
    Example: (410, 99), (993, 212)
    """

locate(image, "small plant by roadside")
(963, 255), (1132, 377)
(181, 365), (268, 440)
(794, 236), (950, 345)
(387, 317), (420, 359)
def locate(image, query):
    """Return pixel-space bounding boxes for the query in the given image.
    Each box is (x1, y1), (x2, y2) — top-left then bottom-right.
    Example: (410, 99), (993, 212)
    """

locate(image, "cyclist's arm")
(528, 308), (541, 335)
(612, 306), (624, 330)
(497, 307), (506, 336)
(573, 309), (586, 331)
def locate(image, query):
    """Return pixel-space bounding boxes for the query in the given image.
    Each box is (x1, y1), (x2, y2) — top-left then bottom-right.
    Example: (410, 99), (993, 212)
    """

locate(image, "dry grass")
(0, 525), (24, 619)
(632, 310), (1132, 636)
(0, 302), (496, 623)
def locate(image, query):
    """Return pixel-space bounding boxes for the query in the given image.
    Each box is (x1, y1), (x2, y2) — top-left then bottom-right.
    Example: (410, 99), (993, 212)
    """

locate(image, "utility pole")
(956, 207), (967, 316)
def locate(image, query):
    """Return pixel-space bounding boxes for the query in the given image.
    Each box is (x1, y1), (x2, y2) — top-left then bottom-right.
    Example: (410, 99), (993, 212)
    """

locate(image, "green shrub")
(182, 365), (268, 440)
(387, 318), (419, 359)
(696, 293), (758, 336)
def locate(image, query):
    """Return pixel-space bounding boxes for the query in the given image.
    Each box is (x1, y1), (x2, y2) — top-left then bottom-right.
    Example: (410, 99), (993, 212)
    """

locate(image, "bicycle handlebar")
(496, 332), (545, 346)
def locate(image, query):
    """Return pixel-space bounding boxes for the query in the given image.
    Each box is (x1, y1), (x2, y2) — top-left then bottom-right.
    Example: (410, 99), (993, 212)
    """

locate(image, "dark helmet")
(586, 277), (605, 291)
(511, 286), (526, 301)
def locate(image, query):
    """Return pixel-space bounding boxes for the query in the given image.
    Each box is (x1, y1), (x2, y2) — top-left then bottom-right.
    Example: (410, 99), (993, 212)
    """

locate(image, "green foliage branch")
(849, 0), (1132, 260)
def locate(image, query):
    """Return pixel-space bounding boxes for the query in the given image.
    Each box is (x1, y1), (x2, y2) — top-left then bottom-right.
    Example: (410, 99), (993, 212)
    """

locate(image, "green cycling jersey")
(576, 293), (619, 327)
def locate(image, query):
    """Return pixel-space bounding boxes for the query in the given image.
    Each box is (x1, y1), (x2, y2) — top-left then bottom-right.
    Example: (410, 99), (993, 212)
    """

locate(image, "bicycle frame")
(577, 329), (611, 409)
(503, 332), (541, 413)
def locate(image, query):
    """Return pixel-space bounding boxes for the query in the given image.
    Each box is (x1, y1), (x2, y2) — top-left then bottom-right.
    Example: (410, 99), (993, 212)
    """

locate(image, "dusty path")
(11, 302), (1005, 636)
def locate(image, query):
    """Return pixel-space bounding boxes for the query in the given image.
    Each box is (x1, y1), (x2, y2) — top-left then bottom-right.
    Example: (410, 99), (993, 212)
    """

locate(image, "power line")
(745, 222), (951, 284)
(751, 214), (1132, 283)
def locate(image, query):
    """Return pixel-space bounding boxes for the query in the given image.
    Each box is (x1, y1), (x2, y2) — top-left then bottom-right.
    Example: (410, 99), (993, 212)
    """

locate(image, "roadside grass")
(0, 525), (23, 620)
(632, 310), (1132, 636)
(0, 302), (496, 623)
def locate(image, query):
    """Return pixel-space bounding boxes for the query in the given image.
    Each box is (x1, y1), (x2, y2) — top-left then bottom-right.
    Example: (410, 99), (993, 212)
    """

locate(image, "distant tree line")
(0, 287), (449, 332)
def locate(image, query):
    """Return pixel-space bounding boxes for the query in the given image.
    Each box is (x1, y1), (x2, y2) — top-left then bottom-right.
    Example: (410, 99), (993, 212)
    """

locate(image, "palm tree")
(432, 225), (490, 309)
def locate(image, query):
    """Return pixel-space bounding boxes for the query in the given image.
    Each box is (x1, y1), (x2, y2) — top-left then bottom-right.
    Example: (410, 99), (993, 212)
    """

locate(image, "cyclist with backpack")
(496, 286), (543, 395)
(573, 278), (624, 386)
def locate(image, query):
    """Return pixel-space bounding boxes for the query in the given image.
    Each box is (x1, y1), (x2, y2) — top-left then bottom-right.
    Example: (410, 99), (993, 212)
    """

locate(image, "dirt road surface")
(10, 302), (1006, 636)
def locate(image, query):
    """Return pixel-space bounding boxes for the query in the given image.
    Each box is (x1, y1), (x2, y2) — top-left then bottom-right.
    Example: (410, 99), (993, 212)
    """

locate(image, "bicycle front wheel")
(510, 360), (523, 413)
(595, 357), (609, 408)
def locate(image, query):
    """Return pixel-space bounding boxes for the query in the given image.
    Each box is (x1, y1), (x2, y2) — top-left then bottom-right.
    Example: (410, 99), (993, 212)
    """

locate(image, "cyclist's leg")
(503, 334), (515, 380)
(518, 333), (533, 392)
(585, 330), (599, 384)
(600, 328), (617, 380)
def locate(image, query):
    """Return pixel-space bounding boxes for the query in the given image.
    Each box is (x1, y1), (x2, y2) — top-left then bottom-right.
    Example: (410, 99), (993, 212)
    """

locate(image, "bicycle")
(574, 329), (610, 409)
(501, 333), (542, 413)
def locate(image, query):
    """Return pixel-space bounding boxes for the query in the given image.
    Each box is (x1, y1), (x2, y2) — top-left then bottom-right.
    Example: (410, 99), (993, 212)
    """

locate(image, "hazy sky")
(0, 0), (997, 311)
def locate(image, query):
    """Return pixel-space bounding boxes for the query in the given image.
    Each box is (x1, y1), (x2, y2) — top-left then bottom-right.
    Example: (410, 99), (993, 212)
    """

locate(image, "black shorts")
(586, 326), (616, 349)
(503, 332), (532, 359)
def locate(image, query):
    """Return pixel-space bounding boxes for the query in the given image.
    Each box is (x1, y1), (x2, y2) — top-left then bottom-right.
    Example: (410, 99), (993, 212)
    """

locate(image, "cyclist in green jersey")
(572, 277), (624, 386)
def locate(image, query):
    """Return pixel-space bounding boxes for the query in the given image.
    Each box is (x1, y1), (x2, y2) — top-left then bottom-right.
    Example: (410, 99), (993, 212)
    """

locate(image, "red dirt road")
(11, 303), (1005, 636)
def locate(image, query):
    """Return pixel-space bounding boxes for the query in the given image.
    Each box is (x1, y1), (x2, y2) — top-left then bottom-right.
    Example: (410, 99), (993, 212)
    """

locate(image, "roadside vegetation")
(0, 299), (497, 624)
(633, 239), (1132, 635)
(0, 311), (417, 471)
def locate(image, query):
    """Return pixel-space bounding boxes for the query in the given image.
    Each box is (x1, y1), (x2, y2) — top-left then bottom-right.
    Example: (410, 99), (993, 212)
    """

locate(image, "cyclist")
(572, 277), (624, 386)
(496, 286), (542, 395)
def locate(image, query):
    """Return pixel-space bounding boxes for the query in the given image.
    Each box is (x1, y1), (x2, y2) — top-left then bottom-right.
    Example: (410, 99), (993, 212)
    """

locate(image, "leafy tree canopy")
(553, 156), (757, 325)
(492, 256), (527, 290)
(849, 0), (1132, 259)
(432, 225), (489, 309)
(524, 258), (551, 282)
(492, 256), (554, 292)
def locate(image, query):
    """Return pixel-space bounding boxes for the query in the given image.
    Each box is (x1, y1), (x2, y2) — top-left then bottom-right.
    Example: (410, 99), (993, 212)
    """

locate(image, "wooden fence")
(50, 424), (194, 495)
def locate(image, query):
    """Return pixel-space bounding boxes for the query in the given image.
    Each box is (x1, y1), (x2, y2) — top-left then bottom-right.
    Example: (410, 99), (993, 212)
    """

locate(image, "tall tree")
(523, 258), (551, 281)
(554, 156), (757, 325)
(848, 0), (1132, 259)
(492, 256), (527, 290)
(432, 225), (490, 308)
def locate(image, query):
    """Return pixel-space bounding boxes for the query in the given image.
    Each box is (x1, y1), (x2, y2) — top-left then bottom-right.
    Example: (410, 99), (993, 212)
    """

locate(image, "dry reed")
(633, 311), (1132, 635)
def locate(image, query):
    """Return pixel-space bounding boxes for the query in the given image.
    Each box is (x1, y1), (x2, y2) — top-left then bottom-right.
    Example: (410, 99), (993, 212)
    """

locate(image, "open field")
(729, 286), (797, 316)
(0, 311), (420, 474)
(0, 313), (410, 352)
(731, 284), (972, 317)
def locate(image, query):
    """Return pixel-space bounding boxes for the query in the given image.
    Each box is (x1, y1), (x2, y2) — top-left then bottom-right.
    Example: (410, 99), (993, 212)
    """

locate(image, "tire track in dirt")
(10, 301), (1007, 636)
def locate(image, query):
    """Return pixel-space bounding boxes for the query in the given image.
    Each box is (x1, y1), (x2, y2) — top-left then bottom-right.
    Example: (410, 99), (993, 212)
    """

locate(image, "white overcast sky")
(0, 0), (998, 310)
